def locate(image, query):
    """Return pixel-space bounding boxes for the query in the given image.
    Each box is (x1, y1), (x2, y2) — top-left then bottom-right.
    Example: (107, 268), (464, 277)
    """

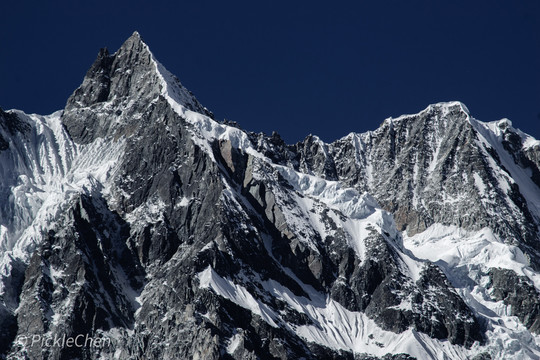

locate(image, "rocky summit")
(1, 32), (540, 359)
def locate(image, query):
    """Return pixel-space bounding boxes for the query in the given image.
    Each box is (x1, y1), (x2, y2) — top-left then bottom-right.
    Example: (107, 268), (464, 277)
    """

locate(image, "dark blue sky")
(1, 1), (539, 143)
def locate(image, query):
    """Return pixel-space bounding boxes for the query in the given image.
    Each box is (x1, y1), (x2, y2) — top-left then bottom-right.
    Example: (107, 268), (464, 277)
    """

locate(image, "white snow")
(404, 223), (540, 359)
(277, 166), (379, 220)
(428, 136), (442, 174)
(177, 197), (190, 207)
(226, 333), (243, 355)
(124, 196), (166, 229)
(197, 266), (278, 327)
(522, 135), (540, 150)
(0, 109), (127, 308)
(472, 172), (487, 195)
(404, 224), (536, 287)
(185, 103), (540, 359)
(471, 118), (540, 218)
(196, 266), (481, 359)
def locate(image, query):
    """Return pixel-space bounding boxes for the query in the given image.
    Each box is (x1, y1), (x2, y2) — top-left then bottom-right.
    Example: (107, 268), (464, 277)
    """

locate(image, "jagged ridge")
(1, 32), (540, 359)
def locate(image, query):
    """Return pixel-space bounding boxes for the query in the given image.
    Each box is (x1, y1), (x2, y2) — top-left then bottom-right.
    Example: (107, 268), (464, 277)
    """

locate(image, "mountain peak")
(115, 30), (151, 60)
(430, 101), (470, 116)
(381, 101), (471, 131)
(63, 32), (157, 114)
(61, 32), (208, 143)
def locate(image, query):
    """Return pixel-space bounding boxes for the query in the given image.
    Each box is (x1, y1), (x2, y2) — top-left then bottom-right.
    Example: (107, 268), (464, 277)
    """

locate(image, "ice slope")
(0, 109), (126, 303)
(197, 264), (478, 360)
(404, 224), (540, 359)
(0, 111), (73, 250)
(471, 118), (540, 220)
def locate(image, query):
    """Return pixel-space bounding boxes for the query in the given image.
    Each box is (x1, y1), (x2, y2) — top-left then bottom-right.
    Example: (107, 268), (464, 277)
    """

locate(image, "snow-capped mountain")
(1, 32), (540, 359)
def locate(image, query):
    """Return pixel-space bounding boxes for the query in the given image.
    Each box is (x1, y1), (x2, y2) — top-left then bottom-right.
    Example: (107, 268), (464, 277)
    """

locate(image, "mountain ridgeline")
(1, 32), (540, 359)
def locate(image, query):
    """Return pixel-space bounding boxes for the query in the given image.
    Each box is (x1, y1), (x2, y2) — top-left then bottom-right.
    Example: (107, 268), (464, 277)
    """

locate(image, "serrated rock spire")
(61, 31), (206, 143)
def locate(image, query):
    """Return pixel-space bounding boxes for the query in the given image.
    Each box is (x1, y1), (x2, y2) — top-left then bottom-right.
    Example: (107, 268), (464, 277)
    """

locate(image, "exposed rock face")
(1, 32), (540, 359)
(487, 268), (540, 333)
(10, 194), (143, 360)
(0, 108), (31, 151)
(274, 104), (540, 272)
(62, 31), (210, 144)
(292, 104), (539, 242)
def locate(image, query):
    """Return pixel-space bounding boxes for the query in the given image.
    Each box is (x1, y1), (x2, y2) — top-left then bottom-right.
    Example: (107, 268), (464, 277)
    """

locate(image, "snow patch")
(197, 266), (278, 327)
(276, 165), (380, 221)
(226, 333), (243, 355)
(472, 172), (487, 196)
(404, 223), (540, 359)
